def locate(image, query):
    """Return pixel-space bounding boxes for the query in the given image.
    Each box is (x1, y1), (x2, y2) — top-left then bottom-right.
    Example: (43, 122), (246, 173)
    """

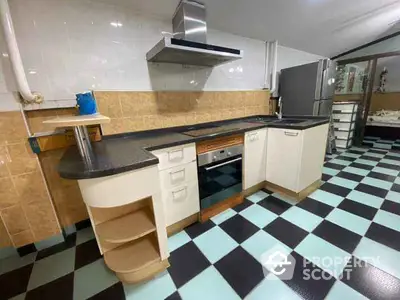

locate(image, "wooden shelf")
(42, 114), (110, 127)
(104, 235), (160, 273)
(96, 209), (156, 244)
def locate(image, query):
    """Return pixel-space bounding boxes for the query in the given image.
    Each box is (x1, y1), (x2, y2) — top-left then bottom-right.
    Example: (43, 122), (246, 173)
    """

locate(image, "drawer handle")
(284, 131), (298, 136)
(168, 149), (184, 161)
(205, 157), (242, 171)
(170, 169), (185, 183)
(172, 187), (187, 200)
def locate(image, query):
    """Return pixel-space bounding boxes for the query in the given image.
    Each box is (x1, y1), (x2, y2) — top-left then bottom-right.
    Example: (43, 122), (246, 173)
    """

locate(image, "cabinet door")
(266, 128), (303, 192)
(162, 181), (200, 226)
(243, 129), (267, 190)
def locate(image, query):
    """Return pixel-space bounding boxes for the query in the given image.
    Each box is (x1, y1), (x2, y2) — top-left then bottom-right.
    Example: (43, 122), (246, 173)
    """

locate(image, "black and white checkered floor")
(362, 136), (400, 151)
(1, 146), (400, 300)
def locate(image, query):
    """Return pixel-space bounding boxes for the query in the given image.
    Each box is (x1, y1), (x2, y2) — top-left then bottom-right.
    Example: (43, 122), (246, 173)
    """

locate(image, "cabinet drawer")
(333, 113), (355, 122)
(162, 181), (200, 226)
(334, 130), (354, 139)
(333, 104), (358, 112)
(152, 143), (196, 171)
(334, 122), (355, 131)
(159, 161), (198, 190)
(336, 139), (353, 149)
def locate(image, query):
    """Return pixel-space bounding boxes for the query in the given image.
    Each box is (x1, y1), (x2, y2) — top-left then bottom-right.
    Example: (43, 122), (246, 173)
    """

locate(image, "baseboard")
(241, 182), (267, 197)
(265, 179), (321, 202)
(167, 213), (199, 237)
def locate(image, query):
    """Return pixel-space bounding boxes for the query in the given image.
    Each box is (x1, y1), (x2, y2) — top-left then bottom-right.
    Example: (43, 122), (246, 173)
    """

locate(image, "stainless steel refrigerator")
(279, 59), (337, 116)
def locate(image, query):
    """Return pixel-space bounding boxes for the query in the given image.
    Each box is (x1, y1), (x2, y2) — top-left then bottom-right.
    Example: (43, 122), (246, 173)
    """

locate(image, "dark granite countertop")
(59, 115), (329, 179)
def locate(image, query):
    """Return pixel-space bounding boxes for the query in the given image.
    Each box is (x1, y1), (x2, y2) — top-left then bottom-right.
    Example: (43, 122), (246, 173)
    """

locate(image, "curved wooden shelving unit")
(104, 235), (169, 283)
(96, 209), (156, 243)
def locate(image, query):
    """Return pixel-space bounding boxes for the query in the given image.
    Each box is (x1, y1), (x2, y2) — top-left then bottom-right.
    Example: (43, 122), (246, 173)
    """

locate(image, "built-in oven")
(197, 144), (243, 210)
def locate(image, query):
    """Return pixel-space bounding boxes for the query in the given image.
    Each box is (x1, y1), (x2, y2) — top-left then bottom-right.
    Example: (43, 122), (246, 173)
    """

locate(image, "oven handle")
(204, 157), (242, 171)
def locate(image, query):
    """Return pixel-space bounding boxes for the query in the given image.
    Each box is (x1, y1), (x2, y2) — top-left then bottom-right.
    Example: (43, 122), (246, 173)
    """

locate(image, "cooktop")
(182, 126), (240, 137)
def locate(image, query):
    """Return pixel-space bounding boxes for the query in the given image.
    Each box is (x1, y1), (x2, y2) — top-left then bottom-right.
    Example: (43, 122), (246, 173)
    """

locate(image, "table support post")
(73, 126), (93, 166)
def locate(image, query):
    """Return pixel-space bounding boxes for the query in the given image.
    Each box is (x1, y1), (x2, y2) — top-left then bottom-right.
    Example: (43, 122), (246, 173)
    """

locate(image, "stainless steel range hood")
(146, 0), (243, 67)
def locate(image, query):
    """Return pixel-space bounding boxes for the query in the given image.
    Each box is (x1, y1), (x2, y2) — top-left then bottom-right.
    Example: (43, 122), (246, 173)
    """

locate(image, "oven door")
(198, 154), (243, 210)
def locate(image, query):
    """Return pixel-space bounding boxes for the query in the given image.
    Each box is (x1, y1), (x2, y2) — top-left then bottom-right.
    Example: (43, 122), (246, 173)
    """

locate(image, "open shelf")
(104, 235), (160, 273)
(96, 208), (156, 244)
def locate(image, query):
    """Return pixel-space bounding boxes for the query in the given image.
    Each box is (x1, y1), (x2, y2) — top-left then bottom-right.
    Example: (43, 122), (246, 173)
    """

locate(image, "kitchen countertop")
(58, 115), (329, 179)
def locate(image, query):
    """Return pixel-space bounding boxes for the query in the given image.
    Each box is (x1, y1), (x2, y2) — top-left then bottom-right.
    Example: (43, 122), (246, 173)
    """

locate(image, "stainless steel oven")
(197, 144), (243, 210)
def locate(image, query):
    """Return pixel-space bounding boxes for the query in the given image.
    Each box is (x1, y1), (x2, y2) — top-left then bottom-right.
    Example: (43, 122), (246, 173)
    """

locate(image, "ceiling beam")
(331, 30), (400, 60)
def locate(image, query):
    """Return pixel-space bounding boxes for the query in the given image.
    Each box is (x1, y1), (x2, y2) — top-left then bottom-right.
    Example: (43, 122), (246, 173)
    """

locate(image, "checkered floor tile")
(1, 146), (400, 300)
(363, 137), (400, 151)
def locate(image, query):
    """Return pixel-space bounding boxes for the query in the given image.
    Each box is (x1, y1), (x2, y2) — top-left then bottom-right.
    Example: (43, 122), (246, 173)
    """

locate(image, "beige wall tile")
(94, 91), (122, 118)
(195, 112), (212, 124)
(185, 113), (196, 126)
(211, 110), (223, 121)
(232, 108), (245, 119)
(0, 146), (10, 178)
(254, 91), (269, 106)
(191, 92), (213, 112)
(49, 183), (87, 227)
(0, 177), (20, 210)
(23, 200), (60, 241)
(143, 115), (164, 130)
(227, 92), (243, 109)
(119, 92), (141, 117)
(2, 204), (30, 234)
(101, 118), (125, 135)
(7, 143), (39, 175)
(0, 216), (12, 248)
(262, 105), (270, 115)
(214, 92), (230, 110)
(95, 90), (271, 135)
(11, 229), (35, 248)
(244, 91), (256, 107)
(13, 171), (48, 203)
(123, 117), (145, 132)
(0, 111), (28, 144)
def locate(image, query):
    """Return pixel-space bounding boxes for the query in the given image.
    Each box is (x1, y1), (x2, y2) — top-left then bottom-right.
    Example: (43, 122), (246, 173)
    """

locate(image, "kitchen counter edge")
(58, 117), (329, 180)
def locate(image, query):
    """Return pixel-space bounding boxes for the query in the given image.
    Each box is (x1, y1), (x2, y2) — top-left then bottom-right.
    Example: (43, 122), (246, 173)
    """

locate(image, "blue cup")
(76, 92), (97, 115)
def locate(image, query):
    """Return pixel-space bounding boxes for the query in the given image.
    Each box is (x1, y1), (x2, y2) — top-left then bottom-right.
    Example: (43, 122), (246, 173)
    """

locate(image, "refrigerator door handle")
(313, 101), (320, 116)
(314, 59), (324, 101)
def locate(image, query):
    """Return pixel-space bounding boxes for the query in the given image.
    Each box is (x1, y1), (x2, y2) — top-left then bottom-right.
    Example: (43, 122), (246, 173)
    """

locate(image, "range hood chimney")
(146, 0), (243, 67)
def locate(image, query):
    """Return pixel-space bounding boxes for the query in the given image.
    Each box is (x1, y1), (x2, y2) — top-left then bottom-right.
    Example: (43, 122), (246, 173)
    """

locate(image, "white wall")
(277, 46), (324, 71)
(0, 0), (325, 110)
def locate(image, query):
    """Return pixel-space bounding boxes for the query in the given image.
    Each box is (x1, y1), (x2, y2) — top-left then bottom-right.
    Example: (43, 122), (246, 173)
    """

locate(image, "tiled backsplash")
(95, 90), (271, 135)
(0, 111), (61, 248)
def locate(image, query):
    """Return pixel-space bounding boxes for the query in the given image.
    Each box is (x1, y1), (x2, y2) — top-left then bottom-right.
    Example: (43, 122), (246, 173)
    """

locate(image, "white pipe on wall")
(269, 40), (278, 94)
(0, 0), (43, 104)
(264, 41), (270, 89)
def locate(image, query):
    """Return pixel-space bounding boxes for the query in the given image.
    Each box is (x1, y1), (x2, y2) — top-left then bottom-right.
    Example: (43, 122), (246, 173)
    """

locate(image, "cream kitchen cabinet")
(243, 128), (268, 190)
(151, 143), (200, 227)
(266, 124), (329, 193)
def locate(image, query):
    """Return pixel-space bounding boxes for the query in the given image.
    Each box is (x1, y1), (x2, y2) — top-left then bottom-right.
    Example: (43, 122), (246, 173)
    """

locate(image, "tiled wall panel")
(0, 111), (61, 248)
(95, 90), (270, 135)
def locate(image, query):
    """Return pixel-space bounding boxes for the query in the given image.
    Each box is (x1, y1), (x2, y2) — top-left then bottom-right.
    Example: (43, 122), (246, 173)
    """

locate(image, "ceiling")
(107, 0), (400, 57)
